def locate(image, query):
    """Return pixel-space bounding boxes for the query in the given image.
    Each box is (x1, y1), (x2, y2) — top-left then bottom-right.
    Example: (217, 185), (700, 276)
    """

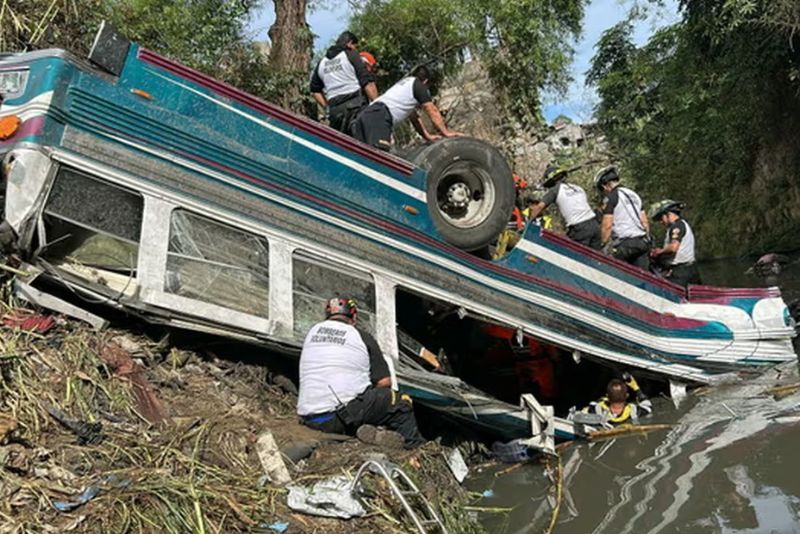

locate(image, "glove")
(622, 372), (639, 391)
(622, 372), (648, 402)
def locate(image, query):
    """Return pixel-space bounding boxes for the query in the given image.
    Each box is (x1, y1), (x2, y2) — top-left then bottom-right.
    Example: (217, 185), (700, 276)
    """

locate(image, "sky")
(250, 0), (680, 123)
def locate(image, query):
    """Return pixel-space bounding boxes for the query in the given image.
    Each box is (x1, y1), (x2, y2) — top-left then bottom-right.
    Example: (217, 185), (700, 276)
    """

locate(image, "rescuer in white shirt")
(297, 298), (425, 449)
(649, 199), (701, 287)
(594, 166), (652, 270)
(310, 31), (378, 135)
(351, 65), (462, 150)
(527, 165), (602, 250)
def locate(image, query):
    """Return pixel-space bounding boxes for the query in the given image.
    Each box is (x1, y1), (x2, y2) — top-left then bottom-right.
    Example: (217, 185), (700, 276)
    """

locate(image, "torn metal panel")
(268, 241), (295, 338)
(375, 276), (399, 389)
(14, 280), (109, 330)
(4, 149), (53, 244)
(50, 262), (138, 299)
(519, 394), (555, 456)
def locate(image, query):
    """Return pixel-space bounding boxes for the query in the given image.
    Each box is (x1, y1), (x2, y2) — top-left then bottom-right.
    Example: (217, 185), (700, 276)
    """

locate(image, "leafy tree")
(588, 0), (800, 257)
(349, 0), (585, 129)
(0, 0), (304, 108)
(0, 0), (105, 54)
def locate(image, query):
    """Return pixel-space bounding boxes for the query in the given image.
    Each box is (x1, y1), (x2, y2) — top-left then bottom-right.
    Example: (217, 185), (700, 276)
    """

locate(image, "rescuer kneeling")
(297, 297), (426, 449)
(581, 373), (653, 425)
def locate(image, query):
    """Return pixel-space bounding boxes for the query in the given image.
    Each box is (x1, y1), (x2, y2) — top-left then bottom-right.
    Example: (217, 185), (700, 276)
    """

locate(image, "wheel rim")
(435, 161), (496, 229)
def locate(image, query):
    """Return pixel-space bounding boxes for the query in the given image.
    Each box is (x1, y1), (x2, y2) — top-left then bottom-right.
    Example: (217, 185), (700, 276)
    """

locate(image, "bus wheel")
(410, 137), (515, 251)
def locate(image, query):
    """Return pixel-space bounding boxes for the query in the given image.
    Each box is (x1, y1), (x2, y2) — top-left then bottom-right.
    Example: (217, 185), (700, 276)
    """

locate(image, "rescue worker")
(582, 373), (652, 426)
(649, 200), (702, 287)
(310, 31), (378, 135)
(351, 65), (462, 150)
(527, 165), (601, 250)
(296, 298), (425, 449)
(594, 166), (651, 270)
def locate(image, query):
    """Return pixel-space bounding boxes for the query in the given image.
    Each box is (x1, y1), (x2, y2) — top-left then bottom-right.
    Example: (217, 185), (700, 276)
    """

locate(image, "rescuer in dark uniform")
(296, 298), (425, 449)
(310, 31), (378, 135)
(527, 165), (602, 250)
(649, 199), (701, 287)
(351, 65), (461, 150)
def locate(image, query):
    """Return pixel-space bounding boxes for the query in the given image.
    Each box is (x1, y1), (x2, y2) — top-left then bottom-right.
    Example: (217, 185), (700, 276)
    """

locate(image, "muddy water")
(467, 253), (800, 533)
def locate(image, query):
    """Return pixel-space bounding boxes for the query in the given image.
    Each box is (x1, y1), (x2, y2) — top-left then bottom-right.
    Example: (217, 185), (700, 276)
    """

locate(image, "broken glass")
(166, 210), (269, 317)
(42, 167), (142, 271)
(292, 252), (375, 339)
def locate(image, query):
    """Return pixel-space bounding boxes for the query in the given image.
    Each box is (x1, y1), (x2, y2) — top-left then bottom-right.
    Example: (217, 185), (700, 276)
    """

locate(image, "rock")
(0, 413), (18, 444)
(280, 440), (319, 464)
(111, 334), (145, 357)
(0, 443), (31, 473)
(269, 373), (298, 396)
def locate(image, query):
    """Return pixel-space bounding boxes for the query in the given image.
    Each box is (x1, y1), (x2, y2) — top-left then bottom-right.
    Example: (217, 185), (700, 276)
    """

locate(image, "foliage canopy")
(588, 0), (800, 256)
(0, 0), (293, 104)
(349, 0), (585, 129)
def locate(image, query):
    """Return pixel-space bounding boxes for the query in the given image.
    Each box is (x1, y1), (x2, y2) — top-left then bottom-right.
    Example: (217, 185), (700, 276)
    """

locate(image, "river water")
(467, 253), (800, 533)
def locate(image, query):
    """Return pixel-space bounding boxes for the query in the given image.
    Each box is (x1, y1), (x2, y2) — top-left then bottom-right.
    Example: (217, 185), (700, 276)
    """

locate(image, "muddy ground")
(0, 304), (485, 533)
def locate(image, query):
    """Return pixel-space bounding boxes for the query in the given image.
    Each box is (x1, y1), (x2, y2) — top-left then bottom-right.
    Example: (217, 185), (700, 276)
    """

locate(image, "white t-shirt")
(604, 186), (646, 240)
(297, 320), (378, 416)
(314, 50), (361, 100)
(375, 77), (432, 125)
(543, 182), (596, 227)
(663, 218), (696, 265)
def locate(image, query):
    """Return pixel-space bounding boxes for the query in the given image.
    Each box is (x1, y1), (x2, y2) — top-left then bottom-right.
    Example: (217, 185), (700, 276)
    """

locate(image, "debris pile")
(0, 302), (480, 532)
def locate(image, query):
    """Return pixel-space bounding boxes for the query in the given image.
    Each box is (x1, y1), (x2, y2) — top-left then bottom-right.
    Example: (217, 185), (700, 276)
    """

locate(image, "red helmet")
(325, 297), (358, 321)
(359, 51), (377, 73)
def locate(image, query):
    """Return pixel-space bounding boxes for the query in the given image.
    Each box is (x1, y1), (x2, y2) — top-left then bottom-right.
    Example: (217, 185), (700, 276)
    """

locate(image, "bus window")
(42, 168), (143, 273)
(166, 210), (269, 317)
(292, 252), (375, 339)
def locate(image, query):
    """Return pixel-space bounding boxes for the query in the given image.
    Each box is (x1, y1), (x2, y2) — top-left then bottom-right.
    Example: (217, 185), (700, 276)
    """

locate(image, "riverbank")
(0, 304), (482, 532)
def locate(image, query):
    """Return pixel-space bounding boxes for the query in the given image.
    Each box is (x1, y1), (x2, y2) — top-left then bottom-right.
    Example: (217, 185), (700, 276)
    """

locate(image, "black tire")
(409, 137), (515, 251)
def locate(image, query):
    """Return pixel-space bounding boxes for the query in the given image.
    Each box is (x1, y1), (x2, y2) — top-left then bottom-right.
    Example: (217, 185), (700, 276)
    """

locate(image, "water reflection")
(470, 366), (800, 533)
(469, 253), (800, 533)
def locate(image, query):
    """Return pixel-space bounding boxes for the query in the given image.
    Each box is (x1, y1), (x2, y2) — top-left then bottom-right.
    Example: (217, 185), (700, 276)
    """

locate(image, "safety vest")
(589, 397), (637, 424)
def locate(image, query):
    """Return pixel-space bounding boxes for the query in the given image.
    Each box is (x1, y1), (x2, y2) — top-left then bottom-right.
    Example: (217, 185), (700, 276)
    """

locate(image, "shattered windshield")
(42, 167), (142, 272)
(166, 210), (269, 317)
(292, 252), (375, 338)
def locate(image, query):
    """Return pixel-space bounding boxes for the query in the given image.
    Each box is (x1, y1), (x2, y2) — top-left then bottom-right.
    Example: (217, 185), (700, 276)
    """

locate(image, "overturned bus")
(0, 25), (795, 454)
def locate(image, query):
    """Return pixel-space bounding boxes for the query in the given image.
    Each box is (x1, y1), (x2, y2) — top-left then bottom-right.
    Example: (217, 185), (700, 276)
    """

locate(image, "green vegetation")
(349, 0), (585, 129)
(588, 0), (800, 257)
(0, 0), (293, 105)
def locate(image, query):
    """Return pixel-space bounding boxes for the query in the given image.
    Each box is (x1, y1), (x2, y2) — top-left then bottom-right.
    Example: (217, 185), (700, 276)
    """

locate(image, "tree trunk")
(268, 0), (313, 114)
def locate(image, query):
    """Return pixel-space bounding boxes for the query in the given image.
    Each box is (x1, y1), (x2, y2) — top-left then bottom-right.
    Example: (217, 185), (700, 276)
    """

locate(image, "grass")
(0, 298), (483, 532)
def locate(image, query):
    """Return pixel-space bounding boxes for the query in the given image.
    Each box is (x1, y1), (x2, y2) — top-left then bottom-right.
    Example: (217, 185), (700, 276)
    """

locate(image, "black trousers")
(351, 102), (393, 151)
(567, 218), (602, 250)
(328, 93), (367, 135)
(302, 387), (425, 448)
(613, 236), (650, 270)
(667, 263), (701, 287)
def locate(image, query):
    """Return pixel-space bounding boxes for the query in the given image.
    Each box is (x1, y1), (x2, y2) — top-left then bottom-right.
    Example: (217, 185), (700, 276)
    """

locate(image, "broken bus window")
(166, 210), (269, 317)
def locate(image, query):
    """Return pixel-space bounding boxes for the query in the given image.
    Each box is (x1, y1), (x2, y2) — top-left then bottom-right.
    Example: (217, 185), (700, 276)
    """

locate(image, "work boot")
(356, 424), (405, 449)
